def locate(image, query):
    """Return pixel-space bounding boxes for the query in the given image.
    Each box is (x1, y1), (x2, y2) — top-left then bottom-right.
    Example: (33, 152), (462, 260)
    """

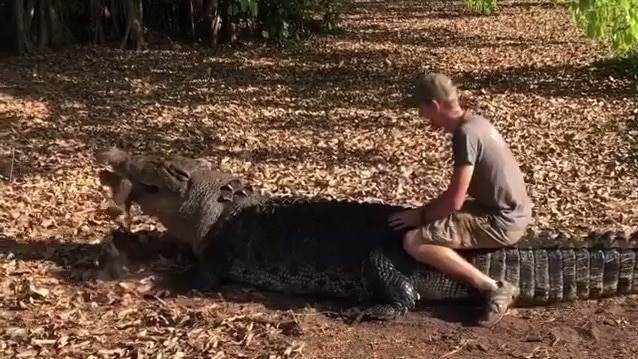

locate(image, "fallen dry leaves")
(1, 0), (638, 357)
(0, 272), (307, 358)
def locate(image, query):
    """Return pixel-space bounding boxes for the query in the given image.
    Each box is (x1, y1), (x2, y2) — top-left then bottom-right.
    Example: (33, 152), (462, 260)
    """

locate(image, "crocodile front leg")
(160, 240), (232, 294)
(343, 248), (420, 323)
(167, 262), (228, 294)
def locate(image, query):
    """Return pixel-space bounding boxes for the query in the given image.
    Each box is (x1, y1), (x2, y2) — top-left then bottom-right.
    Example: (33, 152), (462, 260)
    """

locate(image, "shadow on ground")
(589, 54), (638, 173)
(333, 19), (573, 50)
(624, 109), (638, 171)
(457, 60), (636, 99)
(339, 0), (566, 22)
(0, 229), (487, 327)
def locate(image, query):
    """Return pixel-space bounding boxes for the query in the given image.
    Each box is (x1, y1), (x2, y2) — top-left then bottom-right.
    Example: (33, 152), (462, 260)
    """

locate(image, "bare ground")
(1, 0), (638, 357)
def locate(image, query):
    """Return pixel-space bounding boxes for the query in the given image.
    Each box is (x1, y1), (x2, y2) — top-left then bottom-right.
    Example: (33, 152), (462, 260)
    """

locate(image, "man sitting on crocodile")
(388, 72), (534, 327)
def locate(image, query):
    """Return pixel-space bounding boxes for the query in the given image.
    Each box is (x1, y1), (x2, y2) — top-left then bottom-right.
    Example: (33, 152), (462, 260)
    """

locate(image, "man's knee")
(402, 229), (420, 255)
(402, 228), (444, 258)
(501, 229), (525, 246)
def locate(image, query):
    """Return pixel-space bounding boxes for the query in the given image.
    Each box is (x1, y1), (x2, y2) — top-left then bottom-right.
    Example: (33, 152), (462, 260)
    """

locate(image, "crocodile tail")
(468, 229), (638, 306)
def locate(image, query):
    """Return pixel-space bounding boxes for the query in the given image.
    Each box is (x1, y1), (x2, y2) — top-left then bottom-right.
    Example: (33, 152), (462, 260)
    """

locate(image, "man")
(388, 72), (533, 327)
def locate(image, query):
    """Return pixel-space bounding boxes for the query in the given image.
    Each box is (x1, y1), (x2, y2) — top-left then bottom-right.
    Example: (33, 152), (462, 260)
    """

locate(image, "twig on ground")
(441, 338), (474, 358)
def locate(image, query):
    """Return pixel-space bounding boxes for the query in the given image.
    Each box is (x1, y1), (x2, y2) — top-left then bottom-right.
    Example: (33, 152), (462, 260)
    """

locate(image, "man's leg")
(402, 208), (523, 326)
(403, 235), (500, 290)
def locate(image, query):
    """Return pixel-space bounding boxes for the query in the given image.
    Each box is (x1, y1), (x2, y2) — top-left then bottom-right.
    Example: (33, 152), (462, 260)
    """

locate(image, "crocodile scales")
(97, 148), (638, 321)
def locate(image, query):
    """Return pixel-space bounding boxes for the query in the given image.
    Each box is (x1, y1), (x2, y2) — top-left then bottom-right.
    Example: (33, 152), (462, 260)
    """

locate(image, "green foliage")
(465, 0), (498, 15)
(229, 0), (260, 18)
(568, 0), (638, 55)
(559, 0), (637, 80)
(465, 0), (638, 56)
(253, 0), (341, 46)
(464, 0), (638, 81)
(319, 0), (341, 32)
(256, 0), (304, 45)
(33, 0), (339, 51)
(220, 0), (341, 46)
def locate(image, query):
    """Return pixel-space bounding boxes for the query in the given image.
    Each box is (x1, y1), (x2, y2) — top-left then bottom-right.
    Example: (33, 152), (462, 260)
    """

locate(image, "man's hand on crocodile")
(388, 208), (422, 230)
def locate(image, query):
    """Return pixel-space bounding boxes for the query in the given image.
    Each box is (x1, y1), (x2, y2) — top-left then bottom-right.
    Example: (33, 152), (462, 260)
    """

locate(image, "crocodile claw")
(342, 306), (366, 324)
(156, 266), (207, 294)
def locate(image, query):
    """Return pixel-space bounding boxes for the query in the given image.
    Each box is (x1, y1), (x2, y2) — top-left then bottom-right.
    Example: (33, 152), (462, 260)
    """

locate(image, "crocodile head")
(96, 147), (258, 256)
(96, 146), (214, 195)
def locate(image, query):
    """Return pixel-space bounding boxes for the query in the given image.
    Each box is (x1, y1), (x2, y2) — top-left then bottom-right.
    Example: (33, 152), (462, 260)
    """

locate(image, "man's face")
(417, 100), (445, 130)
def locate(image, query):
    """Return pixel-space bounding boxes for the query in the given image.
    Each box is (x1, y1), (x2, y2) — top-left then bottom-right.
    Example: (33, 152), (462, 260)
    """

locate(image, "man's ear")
(431, 99), (442, 112)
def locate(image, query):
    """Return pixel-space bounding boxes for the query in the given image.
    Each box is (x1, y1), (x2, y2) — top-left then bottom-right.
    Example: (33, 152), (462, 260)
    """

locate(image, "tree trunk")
(132, 0), (144, 50)
(195, 0), (219, 46)
(13, 0), (27, 55)
(181, 0), (194, 43)
(110, 0), (121, 42)
(37, 0), (47, 50)
(47, 0), (67, 49)
(90, 0), (104, 44)
(120, 0), (144, 50)
(218, 0), (234, 44)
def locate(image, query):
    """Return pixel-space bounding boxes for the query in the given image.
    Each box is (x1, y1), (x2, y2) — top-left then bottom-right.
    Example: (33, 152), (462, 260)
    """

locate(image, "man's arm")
(421, 126), (478, 223)
(421, 164), (474, 223)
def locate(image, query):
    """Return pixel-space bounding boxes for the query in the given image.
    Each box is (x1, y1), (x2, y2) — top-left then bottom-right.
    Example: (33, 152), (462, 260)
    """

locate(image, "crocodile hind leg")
(343, 248), (420, 323)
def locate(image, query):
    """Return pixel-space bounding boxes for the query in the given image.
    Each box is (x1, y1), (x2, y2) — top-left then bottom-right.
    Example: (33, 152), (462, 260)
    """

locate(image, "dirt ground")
(1, 0), (638, 357)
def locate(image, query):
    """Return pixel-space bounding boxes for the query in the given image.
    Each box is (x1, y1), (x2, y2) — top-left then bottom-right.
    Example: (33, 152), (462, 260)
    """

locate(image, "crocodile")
(97, 149), (638, 323)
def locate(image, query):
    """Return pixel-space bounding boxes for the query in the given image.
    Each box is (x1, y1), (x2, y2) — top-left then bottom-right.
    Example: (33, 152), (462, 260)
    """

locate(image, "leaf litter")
(1, 0), (638, 358)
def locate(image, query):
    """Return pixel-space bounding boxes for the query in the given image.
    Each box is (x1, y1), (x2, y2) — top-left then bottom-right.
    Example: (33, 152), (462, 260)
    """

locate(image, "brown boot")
(478, 280), (519, 327)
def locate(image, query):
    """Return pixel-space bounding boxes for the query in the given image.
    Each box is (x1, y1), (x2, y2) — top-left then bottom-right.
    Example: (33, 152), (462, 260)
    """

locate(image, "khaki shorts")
(407, 200), (525, 249)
